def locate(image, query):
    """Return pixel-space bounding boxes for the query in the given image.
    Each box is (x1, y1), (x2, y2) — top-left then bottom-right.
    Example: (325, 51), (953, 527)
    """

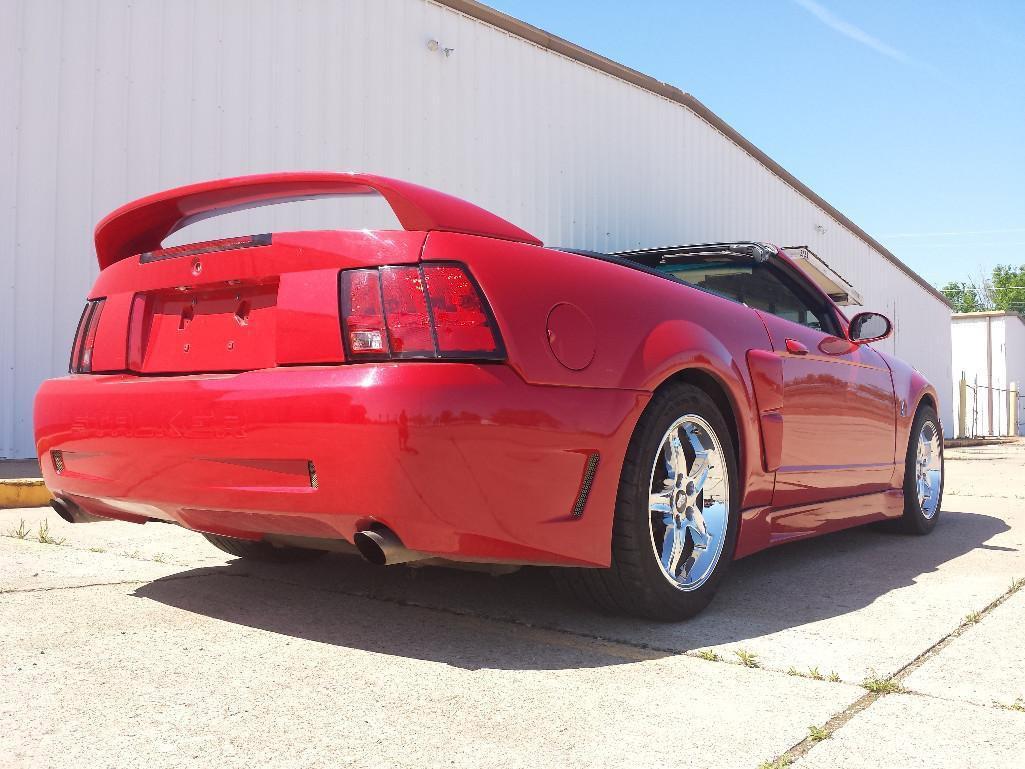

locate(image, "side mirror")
(848, 312), (892, 344)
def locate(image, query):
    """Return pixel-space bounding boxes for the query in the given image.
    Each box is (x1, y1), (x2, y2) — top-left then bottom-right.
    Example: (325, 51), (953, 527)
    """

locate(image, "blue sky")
(488, 0), (1025, 289)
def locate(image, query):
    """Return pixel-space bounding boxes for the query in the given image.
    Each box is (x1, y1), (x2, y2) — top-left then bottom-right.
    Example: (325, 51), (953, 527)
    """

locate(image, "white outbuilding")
(951, 312), (1025, 437)
(1, 0), (953, 458)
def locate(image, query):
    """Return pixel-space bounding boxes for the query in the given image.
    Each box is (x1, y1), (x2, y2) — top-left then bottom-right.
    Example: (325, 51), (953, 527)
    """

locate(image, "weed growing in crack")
(758, 757), (792, 769)
(861, 672), (905, 694)
(963, 611), (982, 625)
(5, 519), (31, 539)
(695, 649), (721, 662)
(1010, 577), (1025, 594)
(784, 665), (842, 683)
(807, 724), (829, 742)
(36, 520), (65, 546)
(88, 546), (106, 553)
(735, 649), (759, 668)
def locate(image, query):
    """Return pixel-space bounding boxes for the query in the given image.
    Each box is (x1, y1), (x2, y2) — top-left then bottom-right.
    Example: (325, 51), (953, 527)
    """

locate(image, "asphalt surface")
(2, 442), (1024, 768)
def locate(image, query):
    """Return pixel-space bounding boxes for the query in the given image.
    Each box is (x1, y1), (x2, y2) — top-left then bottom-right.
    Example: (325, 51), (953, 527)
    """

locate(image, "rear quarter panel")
(423, 232), (776, 507)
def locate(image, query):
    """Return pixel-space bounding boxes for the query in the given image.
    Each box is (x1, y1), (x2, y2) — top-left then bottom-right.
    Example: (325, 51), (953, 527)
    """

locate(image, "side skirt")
(734, 488), (904, 559)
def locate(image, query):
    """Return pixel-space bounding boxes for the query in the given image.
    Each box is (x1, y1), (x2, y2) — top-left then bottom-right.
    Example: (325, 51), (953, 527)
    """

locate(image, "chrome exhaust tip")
(49, 497), (104, 524)
(353, 527), (430, 566)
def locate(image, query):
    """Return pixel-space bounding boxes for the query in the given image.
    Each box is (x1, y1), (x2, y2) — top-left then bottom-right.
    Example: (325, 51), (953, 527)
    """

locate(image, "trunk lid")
(85, 229), (426, 374)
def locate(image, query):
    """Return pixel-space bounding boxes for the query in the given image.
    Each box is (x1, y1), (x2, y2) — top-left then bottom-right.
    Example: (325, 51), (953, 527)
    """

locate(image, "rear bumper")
(34, 364), (648, 566)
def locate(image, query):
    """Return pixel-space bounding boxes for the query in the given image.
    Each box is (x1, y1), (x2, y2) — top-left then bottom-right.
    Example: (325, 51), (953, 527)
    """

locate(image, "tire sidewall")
(903, 406), (943, 533)
(619, 384), (741, 617)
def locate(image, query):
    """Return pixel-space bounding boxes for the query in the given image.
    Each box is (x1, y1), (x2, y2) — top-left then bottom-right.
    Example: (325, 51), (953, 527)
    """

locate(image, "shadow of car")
(133, 506), (1009, 671)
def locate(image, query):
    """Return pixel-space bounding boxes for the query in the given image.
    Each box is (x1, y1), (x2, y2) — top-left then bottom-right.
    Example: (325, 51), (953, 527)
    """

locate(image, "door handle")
(785, 338), (809, 355)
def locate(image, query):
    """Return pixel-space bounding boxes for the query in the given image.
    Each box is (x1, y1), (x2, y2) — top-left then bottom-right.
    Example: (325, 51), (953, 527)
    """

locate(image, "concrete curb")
(945, 437), (1020, 449)
(0, 479), (52, 509)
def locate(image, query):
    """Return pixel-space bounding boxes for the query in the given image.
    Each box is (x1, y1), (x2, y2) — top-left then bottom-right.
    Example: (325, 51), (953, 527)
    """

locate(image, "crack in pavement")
(0, 573), (211, 596)
(7, 530), (1024, 767)
(188, 570), (674, 663)
(758, 575), (1025, 768)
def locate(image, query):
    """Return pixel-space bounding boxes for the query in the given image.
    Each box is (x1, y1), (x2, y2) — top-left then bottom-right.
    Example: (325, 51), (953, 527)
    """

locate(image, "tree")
(990, 264), (1025, 313)
(940, 264), (1025, 314)
(941, 281), (987, 313)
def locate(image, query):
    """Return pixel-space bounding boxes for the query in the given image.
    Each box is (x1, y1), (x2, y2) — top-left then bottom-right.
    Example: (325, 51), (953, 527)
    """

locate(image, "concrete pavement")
(2, 441), (1024, 768)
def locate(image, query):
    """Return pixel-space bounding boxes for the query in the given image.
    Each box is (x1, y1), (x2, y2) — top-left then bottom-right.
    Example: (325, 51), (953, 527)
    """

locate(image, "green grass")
(5, 519), (31, 539)
(827, 671), (841, 683)
(36, 520), (65, 546)
(861, 673), (905, 694)
(807, 666), (823, 681)
(695, 649), (721, 662)
(758, 757), (792, 769)
(963, 610), (982, 625)
(735, 649), (759, 668)
(786, 667), (800, 677)
(807, 724), (829, 742)
(88, 546), (107, 553)
(1010, 577), (1025, 594)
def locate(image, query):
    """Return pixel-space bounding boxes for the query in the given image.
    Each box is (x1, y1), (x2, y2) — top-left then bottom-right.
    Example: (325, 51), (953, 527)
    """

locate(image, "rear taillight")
(70, 299), (105, 373)
(423, 265), (499, 354)
(340, 264), (503, 360)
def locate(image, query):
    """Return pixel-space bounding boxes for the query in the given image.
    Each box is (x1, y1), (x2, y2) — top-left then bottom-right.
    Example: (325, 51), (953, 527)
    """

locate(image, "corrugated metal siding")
(0, 0), (953, 457)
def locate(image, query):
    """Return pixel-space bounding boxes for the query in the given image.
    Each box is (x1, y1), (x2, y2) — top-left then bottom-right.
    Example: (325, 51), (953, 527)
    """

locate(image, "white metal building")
(951, 312), (1025, 437)
(1, 0), (953, 458)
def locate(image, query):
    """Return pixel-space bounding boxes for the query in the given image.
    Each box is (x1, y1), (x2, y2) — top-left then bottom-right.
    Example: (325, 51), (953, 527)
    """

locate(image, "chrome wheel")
(916, 419), (942, 518)
(647, 415), (729, 591)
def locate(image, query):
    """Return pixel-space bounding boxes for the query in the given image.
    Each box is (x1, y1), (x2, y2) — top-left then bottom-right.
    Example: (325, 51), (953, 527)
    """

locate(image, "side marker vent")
(307, 461), (319, 489)
(52, 450), (65, 475)
(571, 452), (600, 518)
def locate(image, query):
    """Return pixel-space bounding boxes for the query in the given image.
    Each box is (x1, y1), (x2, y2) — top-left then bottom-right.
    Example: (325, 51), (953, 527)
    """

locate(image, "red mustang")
(34, 173), (944, 620)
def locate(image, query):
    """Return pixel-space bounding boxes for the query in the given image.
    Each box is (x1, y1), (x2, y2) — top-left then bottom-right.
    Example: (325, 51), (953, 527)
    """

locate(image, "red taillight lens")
(423, 265), (498, 354)
(340, 264), (502, 360)
(70, 299), (105, 373)
(380, 267), (434, 354)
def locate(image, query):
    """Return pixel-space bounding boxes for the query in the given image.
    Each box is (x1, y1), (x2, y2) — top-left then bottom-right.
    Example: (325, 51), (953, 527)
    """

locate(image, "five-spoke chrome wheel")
(916, 418), (942, 519)
(647, 415), (729, 591)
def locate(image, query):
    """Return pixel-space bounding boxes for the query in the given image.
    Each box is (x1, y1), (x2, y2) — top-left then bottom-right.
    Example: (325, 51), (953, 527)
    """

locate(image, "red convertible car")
(34, 173), (943, 620)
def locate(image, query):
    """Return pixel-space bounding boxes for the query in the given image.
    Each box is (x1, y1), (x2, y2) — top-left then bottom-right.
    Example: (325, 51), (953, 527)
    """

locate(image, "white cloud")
(793, 0), (911, 63)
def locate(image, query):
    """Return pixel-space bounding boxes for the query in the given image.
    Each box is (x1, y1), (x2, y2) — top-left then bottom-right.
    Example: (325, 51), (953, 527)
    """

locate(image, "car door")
(747, 265), (896, 507)
(640, 244), (897, 509)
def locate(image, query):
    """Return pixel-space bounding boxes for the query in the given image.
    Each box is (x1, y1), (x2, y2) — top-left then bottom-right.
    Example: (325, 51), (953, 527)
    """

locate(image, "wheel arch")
(651, 367), (743, 473)
(915, 391), (938, 417)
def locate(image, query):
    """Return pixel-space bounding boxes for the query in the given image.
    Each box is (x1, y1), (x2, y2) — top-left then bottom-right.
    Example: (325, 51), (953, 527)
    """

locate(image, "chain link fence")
(957, 377), (1022, 438)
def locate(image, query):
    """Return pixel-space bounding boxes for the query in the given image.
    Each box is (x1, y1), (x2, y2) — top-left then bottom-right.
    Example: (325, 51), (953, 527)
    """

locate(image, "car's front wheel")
(896, 404), (944, 534)
(554, 383), (740, 621)
(202, 533), (328, 563)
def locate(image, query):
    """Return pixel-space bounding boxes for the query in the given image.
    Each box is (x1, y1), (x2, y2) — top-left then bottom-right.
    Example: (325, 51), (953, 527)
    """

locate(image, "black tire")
(554, 383), (740, 621)
(202, 533), (328, 563)
(895, 404), (944, 535)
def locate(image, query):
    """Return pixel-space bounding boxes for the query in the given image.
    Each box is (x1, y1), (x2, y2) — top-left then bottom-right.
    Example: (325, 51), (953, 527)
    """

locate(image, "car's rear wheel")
(202, 533), (327, 563)
(554, 383), (740, 621)
(895, 405), (943, 534)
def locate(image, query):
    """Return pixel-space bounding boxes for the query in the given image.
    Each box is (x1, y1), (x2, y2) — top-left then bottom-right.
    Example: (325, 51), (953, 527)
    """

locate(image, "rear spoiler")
(94, 172), (542, 269)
